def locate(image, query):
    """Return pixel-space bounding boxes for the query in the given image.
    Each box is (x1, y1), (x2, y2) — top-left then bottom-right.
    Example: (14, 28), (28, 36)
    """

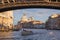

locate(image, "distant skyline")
(13, 8), (60, 25)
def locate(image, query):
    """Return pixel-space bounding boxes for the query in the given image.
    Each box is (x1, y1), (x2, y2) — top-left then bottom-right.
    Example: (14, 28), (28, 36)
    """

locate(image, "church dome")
(21, 13), (28, 22)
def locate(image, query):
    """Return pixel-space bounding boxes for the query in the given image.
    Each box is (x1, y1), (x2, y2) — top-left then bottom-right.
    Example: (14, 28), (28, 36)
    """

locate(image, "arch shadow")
(0, 5), (60, 12)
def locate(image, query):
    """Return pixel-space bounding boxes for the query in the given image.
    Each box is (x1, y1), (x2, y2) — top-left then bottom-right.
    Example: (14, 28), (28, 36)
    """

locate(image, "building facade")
(46, 14), (60, 29)
(0, 11), (13, 30)
(17, 13), (45, 29)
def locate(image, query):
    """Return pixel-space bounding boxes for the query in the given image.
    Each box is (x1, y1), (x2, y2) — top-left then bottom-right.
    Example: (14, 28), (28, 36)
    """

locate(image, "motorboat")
(21, 29), (33, 36)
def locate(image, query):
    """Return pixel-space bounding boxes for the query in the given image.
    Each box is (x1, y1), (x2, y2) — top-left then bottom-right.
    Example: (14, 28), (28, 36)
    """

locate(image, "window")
(10, 17), (12, 19)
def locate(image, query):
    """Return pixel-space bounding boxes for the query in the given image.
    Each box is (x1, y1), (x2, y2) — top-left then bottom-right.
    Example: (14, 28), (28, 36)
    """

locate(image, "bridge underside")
(0, 6), (60, 12)
(0, 1), (60, 12)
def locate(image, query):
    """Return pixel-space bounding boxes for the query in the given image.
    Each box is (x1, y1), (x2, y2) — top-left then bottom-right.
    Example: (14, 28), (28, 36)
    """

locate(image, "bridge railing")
(0, 0), (60, 9)
(0, 0), (60, 5)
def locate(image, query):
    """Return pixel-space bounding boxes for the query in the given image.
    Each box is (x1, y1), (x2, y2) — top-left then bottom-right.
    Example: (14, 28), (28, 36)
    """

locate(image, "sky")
(13, 8), (60, 25)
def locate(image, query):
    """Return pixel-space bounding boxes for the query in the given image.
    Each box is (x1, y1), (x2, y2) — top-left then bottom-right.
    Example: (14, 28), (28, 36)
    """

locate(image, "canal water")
(0, 29), (60, 40)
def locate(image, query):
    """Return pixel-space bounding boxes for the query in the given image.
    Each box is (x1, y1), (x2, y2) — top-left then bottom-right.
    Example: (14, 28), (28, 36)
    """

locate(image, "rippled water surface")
(0, 29), (60, 40)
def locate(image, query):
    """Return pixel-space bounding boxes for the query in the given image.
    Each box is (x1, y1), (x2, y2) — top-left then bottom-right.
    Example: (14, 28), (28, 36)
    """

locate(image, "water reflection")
(0, 29), (60, 40)
(0, 32), (12, 38)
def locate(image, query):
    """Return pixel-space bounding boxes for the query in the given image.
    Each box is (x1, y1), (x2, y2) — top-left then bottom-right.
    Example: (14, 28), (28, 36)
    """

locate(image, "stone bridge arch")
(0, 0), (60, 12)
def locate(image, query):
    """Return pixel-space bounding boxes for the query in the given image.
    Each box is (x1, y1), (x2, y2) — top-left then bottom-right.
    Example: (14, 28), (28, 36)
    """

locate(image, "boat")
(21, 29), (33, 36)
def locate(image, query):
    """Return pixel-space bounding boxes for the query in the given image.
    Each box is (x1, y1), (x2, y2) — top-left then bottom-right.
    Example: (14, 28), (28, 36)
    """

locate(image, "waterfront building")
(46, 14), (60, 29)
(32, 20), (45, 29)
(0, 11), (13, 30)
(17, 13), (45, 29)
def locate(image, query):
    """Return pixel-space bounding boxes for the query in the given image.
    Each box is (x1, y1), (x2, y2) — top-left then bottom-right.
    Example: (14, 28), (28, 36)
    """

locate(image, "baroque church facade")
(16, 13), (45, 29)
